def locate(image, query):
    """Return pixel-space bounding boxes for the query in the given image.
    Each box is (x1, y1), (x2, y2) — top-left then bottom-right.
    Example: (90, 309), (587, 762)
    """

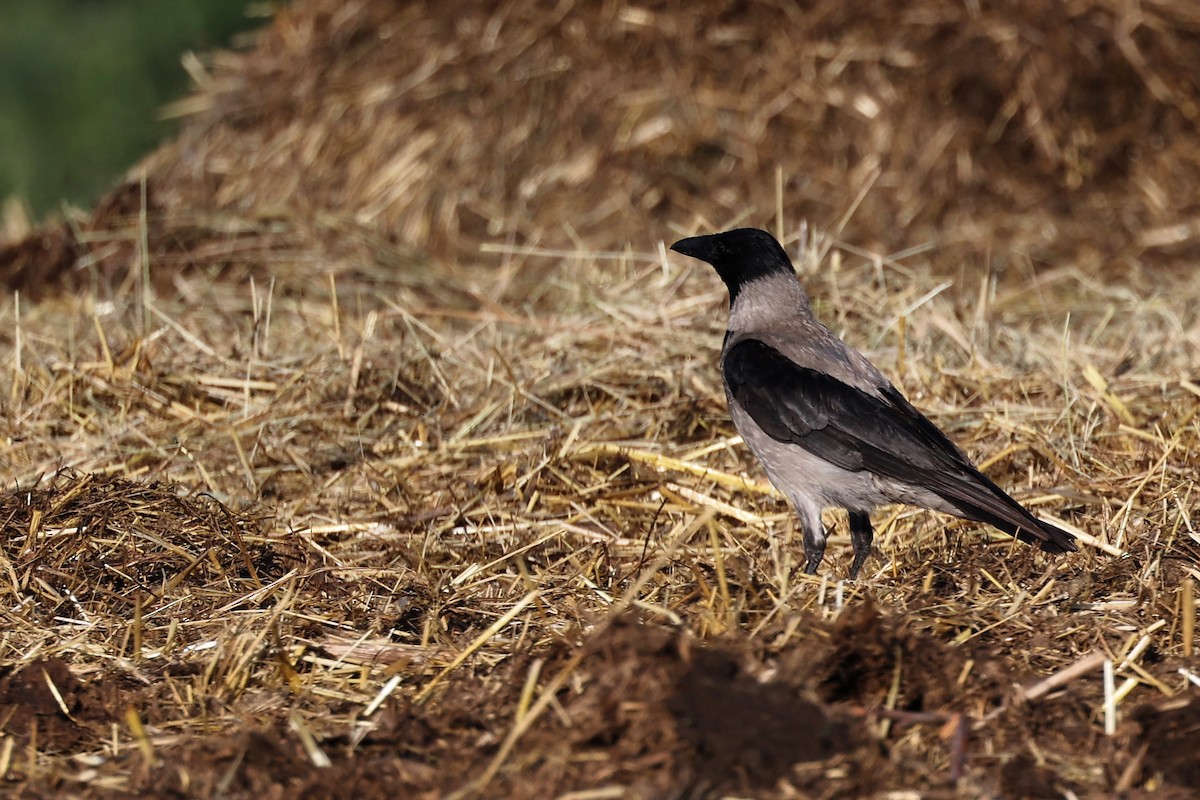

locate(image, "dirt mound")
(1132, 697), (1200, 791)
(0, 658), (100, 751)
(82, 619), (877, 799)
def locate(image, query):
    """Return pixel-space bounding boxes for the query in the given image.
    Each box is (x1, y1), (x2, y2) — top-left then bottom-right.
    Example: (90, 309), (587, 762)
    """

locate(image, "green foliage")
(0, 0), (261, 219)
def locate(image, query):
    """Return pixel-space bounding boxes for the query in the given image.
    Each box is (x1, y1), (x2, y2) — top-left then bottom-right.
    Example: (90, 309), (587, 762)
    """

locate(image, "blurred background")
(0, 0), (260, 219)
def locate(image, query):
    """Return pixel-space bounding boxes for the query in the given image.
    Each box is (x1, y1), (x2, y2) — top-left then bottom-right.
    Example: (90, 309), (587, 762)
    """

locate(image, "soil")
(4, 582), (1194, 797)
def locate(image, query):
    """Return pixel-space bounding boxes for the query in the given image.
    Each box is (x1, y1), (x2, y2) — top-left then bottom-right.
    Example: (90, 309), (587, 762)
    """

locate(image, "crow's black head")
(670, 228), (795, 300)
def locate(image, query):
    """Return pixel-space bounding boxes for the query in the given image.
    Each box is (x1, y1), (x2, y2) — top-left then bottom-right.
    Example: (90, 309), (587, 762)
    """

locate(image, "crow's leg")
(848, 509), (874, 580)
(798, 503), (828, 575)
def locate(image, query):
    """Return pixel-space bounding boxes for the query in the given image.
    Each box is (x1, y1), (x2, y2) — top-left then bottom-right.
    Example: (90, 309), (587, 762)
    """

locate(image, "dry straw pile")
(2, 1), (1199, 797)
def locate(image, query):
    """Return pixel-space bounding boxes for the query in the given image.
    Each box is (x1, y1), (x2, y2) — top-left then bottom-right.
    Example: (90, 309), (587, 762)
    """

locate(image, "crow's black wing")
(723, 339), (969, 474)
(723, 338), (1076, 553)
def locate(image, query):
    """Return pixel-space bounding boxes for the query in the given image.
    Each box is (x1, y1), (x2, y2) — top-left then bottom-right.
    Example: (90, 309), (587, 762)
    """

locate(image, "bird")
(670, 227), (1077, 579)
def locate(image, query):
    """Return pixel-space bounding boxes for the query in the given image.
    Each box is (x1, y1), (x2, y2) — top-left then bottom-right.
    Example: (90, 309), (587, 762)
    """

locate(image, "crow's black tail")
(950, 491), (1084, 554)
(939, 470), (1078, 555)
(999, 516), (1078, 554)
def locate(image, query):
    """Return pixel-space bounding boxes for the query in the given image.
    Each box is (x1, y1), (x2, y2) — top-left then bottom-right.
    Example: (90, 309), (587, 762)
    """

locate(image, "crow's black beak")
(669, 233), (721, 264)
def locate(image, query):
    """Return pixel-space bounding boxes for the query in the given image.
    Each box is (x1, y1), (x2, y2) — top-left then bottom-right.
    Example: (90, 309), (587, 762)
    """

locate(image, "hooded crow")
(671, 227), (1077, 579)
